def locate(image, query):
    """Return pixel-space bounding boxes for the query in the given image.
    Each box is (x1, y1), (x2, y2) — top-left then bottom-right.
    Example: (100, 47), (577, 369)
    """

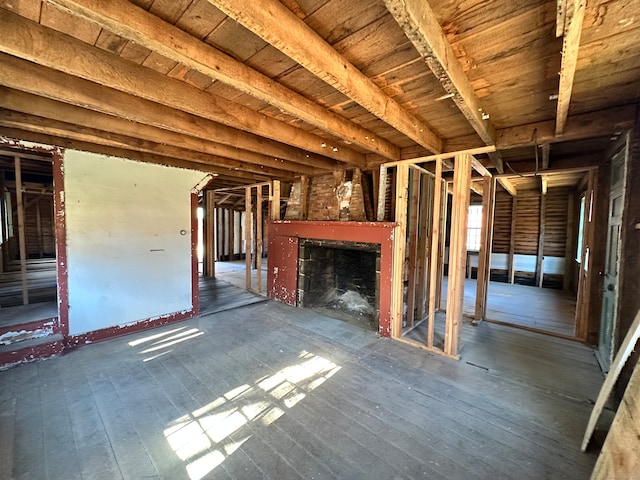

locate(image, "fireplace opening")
(298, 239), (380, 331)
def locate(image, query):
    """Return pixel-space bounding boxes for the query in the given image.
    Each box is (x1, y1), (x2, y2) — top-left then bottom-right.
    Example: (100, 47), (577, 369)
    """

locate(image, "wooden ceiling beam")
(0, 113), (291, 180)
(497, 178), (518, 197)
(48, 0), (400, 163)
(382, 0), (499, 165)
(471, 158), (492, 177)
(0, 87), (314, 177)
(493, 105), (636, 150)
(470, 181), (484, 196)
(0, 54), (332, 173)
(208, 0), (442, 154)
(541, 143), (551, 169)
(0, 126), (273, 184)
(0, 11), (362, 168)
(555, 0), (586, 135)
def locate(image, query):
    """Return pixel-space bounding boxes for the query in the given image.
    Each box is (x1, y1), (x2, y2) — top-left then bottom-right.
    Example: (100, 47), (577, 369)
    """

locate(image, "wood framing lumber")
(210, 0), (442, 154)
(0, 10), (368, 166)
(474, 176), (495, 321)
(542, 143), (551, 169)
(383, 0), (496, 147)
(245, 187), (252, 289)
(471, 158), (492, 177)
(556, 0), (586, 135)
(498, 177), (518, 197)
(206, 190), (216, 278)
(495, 106), (636, 149)
(444, 153), (472, 356)
(48, 0), (399, 162)
(256, 186), (263, 294)
(13, 156), (29, 305)
(0, 54), (334, 172)
(591, 357), (640, 478)
(391, 163), (410, 338)
(582, 308), (640, 451)
(427, 158), (443, 349)
(271, 180), (281, 221)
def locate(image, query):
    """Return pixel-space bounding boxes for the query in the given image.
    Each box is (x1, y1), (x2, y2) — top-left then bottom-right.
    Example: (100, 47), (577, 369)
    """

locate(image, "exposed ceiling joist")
(0, 55), (331, 174)
(0, 10), (362, 168)
(0, 127), (273, 185)
(209, 0), (442, 154)
(556, 0), (586, 135)
(382, 0), (501, 171)
(470, 181), (484, 196)
(471, 158), (492, 177)
(497, 177), (517, 197)
(556, 0), (569, 37)
(0, 110), (294, 180)
(0, 87), (314, 177)
(493, 105), (636, 150)
(541, 143), (551, 169)
(48, 0), (400, 163)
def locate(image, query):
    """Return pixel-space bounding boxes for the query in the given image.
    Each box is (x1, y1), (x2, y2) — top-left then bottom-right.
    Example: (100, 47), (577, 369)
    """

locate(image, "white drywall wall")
(63, 151), (206, 336)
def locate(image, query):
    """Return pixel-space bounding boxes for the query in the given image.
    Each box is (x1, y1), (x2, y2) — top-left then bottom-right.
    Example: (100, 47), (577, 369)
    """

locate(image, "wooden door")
(599, 150), (626, 371)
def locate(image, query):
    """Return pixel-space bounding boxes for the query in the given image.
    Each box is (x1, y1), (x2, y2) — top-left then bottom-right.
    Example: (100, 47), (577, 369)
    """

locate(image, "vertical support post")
(508, 196), (517, 284)
(216, 207), (223, 262)
(271, 180), (281, 221)
(228, 208), (234, 261)
(245, 186), (252, 290)
(14, 156), (29, 305)
(391, 163), (409, 338)
(427, 159), (443, 349)
(474, 176), (496, 322)
(206, 190), (216, 277)
(444, 153), (472, 357)
(436, 178), (447, 309)
(415, 173), (431, 320)
(256, 185), (263, 293)
(377, 165), (388, 221)
(405, 167), (421, 328)
(537, 192), (547, 288)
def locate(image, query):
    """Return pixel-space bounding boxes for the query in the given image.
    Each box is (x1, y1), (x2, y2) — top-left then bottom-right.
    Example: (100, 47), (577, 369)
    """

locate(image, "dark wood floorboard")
(0, 283), (602, 480)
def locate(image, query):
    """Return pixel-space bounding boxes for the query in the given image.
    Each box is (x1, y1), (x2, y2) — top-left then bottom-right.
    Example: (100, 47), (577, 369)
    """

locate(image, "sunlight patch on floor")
(163, 350), (342, 479)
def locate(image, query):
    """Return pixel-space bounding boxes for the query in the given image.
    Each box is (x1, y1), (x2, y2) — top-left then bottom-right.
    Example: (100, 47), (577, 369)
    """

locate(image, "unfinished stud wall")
(63, 150), (206, 336)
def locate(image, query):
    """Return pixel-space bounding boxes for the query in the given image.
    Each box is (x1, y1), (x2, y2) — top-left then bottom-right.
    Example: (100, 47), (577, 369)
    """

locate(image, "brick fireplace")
(267, 221), (395, 336)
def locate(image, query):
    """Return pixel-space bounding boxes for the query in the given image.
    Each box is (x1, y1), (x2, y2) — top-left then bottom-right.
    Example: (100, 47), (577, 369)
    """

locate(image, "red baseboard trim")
(66, 309), (196, 347)
(0, 337), (65, 371)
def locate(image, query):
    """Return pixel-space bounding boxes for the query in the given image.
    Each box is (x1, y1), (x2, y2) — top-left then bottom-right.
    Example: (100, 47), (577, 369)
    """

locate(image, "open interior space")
(1, 0), (640, 477)
(0, 281), (605, 480)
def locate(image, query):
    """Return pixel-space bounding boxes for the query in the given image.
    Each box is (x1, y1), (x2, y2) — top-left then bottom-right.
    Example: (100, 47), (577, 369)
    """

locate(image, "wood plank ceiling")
(0, 0), (638, 191)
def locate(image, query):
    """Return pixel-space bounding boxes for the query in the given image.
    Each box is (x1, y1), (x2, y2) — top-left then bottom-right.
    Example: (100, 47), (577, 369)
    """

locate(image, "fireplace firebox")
(298, 239), (380, 330)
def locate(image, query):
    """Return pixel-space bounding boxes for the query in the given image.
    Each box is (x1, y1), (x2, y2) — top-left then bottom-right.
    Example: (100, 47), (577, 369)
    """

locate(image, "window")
(466, 205), (483, 251)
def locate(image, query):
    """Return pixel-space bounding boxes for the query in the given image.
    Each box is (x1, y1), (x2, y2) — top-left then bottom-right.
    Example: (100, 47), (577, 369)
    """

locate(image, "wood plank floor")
(442, 278), (577, 338)
(0, 283), (604, 480)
